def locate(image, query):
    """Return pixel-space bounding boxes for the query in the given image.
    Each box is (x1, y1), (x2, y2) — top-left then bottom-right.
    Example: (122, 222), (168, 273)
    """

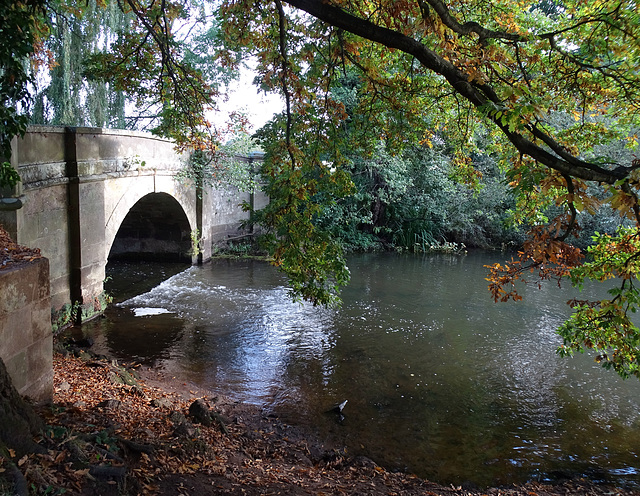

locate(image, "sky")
(214, 66), (284, 132)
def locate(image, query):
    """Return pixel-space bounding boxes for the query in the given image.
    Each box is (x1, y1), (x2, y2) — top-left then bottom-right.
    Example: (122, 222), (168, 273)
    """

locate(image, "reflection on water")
(77, 253), (640, 488)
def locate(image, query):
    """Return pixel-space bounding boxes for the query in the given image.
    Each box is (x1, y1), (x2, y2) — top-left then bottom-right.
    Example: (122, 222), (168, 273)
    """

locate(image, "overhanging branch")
(283, 0), (628, 185)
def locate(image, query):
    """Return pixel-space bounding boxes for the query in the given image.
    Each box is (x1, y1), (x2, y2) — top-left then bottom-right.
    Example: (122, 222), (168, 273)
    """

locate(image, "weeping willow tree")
(30, 0), (128, 128)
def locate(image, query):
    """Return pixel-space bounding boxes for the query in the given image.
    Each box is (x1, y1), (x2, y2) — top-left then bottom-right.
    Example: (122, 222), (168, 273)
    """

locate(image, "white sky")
(214, 67), (284, 132)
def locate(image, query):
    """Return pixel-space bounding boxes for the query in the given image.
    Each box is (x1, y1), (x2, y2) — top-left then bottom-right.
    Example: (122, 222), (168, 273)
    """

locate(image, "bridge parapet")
(14, 126), (185, 190)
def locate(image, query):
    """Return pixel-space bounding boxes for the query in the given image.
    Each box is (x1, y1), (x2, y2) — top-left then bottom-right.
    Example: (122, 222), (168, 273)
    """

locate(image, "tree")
(72, 0), (228, 149)
(30, 0), (129, 127)
(0, 0), (45, 190)
(309, 72), (522, 251)
(218, 0), (640, 377)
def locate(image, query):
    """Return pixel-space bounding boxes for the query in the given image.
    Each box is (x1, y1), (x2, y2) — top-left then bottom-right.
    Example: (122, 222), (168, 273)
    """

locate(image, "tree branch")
(283, 0), (628, 185)
(275, 0), (296, 169)
(423, 0), (526, 44)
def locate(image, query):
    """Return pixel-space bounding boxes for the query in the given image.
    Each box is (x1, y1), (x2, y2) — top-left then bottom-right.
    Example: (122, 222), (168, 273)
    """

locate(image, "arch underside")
(108, 192), (192, 262)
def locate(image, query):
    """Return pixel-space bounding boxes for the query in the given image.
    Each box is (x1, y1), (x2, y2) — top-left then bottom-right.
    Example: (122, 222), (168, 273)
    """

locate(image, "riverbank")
(12, 349), (636, 495)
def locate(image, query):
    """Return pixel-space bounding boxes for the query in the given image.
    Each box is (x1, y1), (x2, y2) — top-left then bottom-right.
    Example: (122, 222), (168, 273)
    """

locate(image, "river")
(75, 251), (640, 488)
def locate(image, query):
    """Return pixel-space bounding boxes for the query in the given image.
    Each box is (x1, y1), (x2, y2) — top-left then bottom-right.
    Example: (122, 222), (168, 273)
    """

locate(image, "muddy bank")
(7, 346), (637, 495)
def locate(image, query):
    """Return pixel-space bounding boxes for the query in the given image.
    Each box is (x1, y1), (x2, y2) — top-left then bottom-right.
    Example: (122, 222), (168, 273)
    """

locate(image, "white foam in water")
(133, 307), (172, 317)
(118, 268), (241, 323)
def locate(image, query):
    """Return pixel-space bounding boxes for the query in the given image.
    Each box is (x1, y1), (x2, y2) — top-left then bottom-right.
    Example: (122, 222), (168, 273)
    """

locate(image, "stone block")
(77, 160), (107, 177)
(81, 242), (107, 267)
(0, 313), (24, 359)
(34, 257), (50, 302)
(33, 247), (65, 285)
(4, 350), (28, 393)
(45, 252), (69, 282)
(80, 262), (106, 297)
(18, 162), (67, 188)
(50, 294), (70, 314)
(254, 191), (269, 210)
(15, 211), (39, 247)
(17, 127), (66, 166)
(0, 210), (19, 240)
(31, 300), (52, 343)
(50, 269), (70, 299)
(26, 337), (53, 391)
(0, 257), (52, 404)
(36, 207), (66, 241)
(38, 185), (67, 214)
(75, 132), (103, 162)
(0, 271), (30, 314)
(78, 182), (105, 209)
(0, 258), (48, 312)
(21, 367), (53, 404)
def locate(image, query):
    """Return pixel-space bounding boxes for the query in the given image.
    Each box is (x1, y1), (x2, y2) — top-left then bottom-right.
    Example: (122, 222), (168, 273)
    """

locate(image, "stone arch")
(107, 192), (193, 262)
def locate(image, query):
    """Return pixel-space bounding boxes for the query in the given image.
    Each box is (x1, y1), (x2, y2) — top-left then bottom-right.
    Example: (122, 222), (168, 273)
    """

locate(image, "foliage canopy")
(0, 0), (45, 189)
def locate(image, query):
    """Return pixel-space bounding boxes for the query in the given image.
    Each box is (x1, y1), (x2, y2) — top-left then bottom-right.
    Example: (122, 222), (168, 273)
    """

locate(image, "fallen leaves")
(0, 225), (42, 269)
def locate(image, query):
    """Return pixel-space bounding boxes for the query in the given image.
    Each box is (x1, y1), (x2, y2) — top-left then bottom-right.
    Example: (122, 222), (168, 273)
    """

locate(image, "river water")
(77, 251), (640, 488)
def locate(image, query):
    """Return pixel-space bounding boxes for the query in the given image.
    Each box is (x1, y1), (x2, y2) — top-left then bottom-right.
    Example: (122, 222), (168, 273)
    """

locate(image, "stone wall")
(205, 154), (269, 246)
(0, 258), (53, 404)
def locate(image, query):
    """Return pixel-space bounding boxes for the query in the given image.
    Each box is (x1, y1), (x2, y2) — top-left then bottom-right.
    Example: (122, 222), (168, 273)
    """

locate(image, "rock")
(98, 399), (122, 410)
(117, 368), (139, 385)
(85, 360), (106, 368)
(351, 455), (378, 469)
(120, 438), (154, 455)
(108, 366), (139, 387)
(168, 410), (187, 425)
(242, 429), (262, 441)
(89, 464), (126, 483)
(73, 337), (94, 348)
(127, 385), (147, 398)
(326, 399), (348, 413)
(108, 372), (125, 385)
(54, 341), (70, 356)
(151, 397), (173, 409)
(292, 451), (313, 466)
(58, 381), (71, 392)
(74, 349), (92, 362)
(173, 421), (198, 438)
(188, 399), (213, 426)
(325, 399), (348, 423)
(306, 444), (326, 463)
(187, 399), (230, 434)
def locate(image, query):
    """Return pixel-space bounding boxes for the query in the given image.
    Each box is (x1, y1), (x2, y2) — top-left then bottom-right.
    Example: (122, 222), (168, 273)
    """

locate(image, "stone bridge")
(0, 126), (267, 316)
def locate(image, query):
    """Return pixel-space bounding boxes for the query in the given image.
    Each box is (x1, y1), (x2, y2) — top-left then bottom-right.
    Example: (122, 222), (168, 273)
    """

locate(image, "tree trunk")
(370, 169), (387, 230)
(0, 357), (44, 458)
